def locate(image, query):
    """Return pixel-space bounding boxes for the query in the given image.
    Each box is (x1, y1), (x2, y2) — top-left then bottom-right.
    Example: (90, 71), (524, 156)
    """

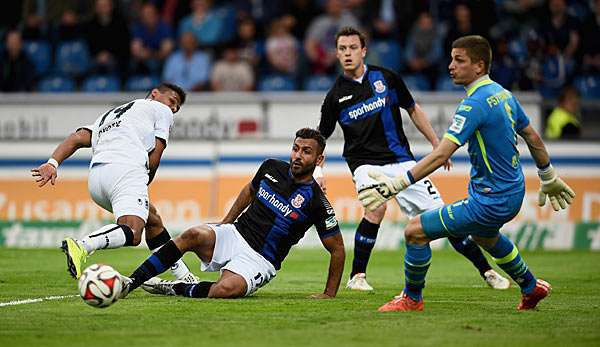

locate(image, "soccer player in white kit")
(31, 83), (196, 283)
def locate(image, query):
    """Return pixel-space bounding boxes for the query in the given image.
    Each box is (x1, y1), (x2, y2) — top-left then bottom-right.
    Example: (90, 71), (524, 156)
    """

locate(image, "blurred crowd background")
(0, 0), (598, 99)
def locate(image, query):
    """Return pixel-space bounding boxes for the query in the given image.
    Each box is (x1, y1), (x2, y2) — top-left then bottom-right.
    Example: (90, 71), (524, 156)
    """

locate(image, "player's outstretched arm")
(407, 104), (452, 170)
(518, 124), (576, 211)
(310, 232), (345, 299)
(219, 182), (255, 224)
(31, 128), (91, 187)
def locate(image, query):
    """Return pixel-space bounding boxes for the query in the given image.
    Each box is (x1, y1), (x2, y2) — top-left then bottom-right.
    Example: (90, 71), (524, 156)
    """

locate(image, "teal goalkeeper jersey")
(444, 78), (530, 197)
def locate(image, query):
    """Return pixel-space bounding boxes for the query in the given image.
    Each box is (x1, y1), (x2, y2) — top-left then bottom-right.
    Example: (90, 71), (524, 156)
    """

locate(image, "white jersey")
(82, 99), (174, 169)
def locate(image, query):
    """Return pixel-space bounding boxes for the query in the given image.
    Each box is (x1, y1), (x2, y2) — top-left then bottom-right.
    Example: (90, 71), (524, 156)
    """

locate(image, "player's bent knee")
(177, 225), (211, 251)
(208, 282), (246, 299)
(364, 203), (386, 223)
(404, 216), (429, 245)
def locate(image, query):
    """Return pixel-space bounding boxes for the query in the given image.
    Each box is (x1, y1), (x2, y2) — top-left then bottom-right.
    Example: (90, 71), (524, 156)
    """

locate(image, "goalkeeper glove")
(537, 164), (575, 211)
(357, 170), (412, 211)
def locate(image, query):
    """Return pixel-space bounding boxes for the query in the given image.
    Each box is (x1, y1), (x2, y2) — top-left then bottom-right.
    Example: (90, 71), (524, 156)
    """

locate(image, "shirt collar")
(343, 64), (368, 83)
(465, 74), (493, 96)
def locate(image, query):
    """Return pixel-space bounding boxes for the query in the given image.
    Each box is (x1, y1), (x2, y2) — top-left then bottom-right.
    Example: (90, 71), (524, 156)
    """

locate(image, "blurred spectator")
(178, 0), (234, 48)
(519, 29), (544, 90)
(85, 0), (131, 78)
(236, 17), (261, 69)
(162, 32), (211, 91)
(580, 0), (600, 74)
(0, 30), (35, 92)
(265, 18), (299, 75)
(0, 1), (24, 38)
(494, 0), (544, 36)
(405, 12), (442, 89)
(360, 0), (420, 43)
(130, 2), (175, 75)
(231, 0), (285, 30)
(443, 3), (475, 56)
(539, 42), (575, 97)
(545, 86), (581, 140)
(211, 46), (254, 91)
(161, 0), (191, 28)
(21, 0), (93, 40)
(280, 0), (320, 41)
(304, 0), (359, 74)
(56, 9), (85, 41)
(539, 0), (580, 59)
(490, 38), (519, 90)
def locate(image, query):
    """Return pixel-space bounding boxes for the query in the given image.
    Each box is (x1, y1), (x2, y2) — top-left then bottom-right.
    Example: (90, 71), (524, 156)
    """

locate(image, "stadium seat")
(126, 75), (160, 91)
(368, 40), (402, 73)
(82, 75), (120, 92)
(304, 75), (336, 91)
(257, 75), (296, 92)
(403, 74), (430, 91)
(37, 76), (76, 92)
(574, 75), (600, 99)
(55, 40), (90, 77)
(23, 40), (52, 76)
(436, 76), (463, 92)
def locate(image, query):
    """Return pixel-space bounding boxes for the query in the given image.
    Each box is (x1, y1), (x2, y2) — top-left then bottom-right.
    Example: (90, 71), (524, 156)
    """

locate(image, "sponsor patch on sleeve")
(449, 114), (466, 133)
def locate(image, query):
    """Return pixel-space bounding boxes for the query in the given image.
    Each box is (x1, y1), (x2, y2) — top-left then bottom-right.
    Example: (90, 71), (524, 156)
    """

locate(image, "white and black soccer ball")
(78, 264), (123, 308)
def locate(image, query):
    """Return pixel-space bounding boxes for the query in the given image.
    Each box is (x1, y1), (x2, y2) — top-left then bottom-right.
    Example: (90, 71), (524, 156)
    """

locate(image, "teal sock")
(403, 243), (431, 301)
(488, 234), (536, 293)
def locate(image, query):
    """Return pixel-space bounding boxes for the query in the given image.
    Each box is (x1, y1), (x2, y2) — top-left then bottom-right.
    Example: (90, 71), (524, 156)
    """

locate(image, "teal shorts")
(421, 190), (524, 240)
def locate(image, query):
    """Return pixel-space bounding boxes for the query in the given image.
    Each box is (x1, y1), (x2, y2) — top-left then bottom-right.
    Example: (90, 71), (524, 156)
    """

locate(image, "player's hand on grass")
(308, 293), (334, 299)
(31, 163), (57, 187)
(537, 165), (575, 211)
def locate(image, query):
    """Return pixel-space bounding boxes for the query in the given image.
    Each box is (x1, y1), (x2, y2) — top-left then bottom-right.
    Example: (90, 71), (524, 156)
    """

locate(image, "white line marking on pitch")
(0, 295), (78, 307)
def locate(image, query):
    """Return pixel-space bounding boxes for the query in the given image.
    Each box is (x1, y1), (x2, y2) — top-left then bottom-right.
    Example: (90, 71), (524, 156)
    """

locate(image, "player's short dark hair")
(295, 128), (326, 154)
(154, 82), (187, 107)
(452, 35), (492, 74)
(335, 27), (366, 48)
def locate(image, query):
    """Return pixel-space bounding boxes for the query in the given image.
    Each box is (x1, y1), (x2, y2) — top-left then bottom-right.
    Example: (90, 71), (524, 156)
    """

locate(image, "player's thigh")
(352, 164), (382, 192)
(208, 270), (248, 298)
(222, 250), (276, 297)
(395, 176), (444, 218)
(420, 198), (500, 240)
(88, 165), (113, 213)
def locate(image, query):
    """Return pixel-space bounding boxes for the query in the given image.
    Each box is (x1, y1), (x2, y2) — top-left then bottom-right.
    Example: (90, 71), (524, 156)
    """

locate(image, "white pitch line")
(0, 295), (78, 307)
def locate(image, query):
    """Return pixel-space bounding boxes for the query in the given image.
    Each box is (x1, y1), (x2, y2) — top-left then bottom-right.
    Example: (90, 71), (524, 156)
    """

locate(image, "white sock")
(170, 259), (195, 281)
(79, 224), (130, 253)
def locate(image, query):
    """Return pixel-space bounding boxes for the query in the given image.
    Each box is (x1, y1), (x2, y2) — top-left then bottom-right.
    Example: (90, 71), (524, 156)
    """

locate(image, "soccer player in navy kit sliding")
(360, 35), (575, 311)
(317, 27), (509, 291)
(120, 128), (345, 299)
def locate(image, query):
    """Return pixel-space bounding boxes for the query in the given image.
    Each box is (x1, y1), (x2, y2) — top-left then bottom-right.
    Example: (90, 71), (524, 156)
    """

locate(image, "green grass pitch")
(0, 248), (599, 347)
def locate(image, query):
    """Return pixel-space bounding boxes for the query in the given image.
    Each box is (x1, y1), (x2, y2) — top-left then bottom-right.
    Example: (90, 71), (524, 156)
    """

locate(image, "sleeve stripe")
(443, 133), (462, 146)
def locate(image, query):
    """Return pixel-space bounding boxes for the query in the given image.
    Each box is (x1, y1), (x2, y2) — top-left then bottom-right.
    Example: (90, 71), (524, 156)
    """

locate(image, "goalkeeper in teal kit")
(358, 35), (575, 312)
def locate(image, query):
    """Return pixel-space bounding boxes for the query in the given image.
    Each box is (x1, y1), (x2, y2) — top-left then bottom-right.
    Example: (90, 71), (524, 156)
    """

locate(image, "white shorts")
(353, 161), (444, 218)
(202, 223), (276, 296)
(88, 163), (150, 222)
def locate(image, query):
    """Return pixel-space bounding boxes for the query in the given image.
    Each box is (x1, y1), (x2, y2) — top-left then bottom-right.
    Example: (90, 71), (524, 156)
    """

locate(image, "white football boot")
(141, 277), (183, 296)
(346, 273), (374, 291)
(118, 275), (133, 299)
(484, 269), (510, 290)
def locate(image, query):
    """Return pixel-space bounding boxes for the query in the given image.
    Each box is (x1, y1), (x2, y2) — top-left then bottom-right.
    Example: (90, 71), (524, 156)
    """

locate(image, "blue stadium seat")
(23, 40), (52, 76)
(55, 40), (90, 77)
(368, 40), (402, 72)
(82, 75), (120, 92)
(436, 76), (463, 92)
(126, 75), (160, 91)
(37, 76), (76, 92)
(304, 75), (335, 91)
(257, 75), (296, 92)
(574, 75), (600, 99)
(403, 74), (430, 91)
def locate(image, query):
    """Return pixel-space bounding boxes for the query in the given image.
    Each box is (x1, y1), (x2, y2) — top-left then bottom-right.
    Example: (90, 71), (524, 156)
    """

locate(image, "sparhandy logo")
(347, 97), (386, 120)
(258, 186), (293, 217)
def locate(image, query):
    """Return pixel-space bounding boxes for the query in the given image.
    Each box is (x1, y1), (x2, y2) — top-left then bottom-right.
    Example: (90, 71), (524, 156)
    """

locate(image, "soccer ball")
(78, 264), (123, 308)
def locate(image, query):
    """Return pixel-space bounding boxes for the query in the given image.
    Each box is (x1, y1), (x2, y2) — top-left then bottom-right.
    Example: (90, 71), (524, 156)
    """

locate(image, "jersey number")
(99, 101), (135, 126)
(423, 179), (437, 196)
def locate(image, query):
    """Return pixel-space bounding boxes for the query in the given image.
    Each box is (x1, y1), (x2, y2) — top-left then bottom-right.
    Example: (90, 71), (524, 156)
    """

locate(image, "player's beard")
(290, 159), (316, 179)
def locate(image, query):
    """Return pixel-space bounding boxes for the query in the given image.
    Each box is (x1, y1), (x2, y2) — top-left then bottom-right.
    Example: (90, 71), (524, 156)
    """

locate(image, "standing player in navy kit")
(119, 128), (345, 299)
(318, 27), (509, 291)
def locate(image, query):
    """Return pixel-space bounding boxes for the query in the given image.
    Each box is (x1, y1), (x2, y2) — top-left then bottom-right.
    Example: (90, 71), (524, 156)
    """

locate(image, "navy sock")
(448, 236), (492, 278)
(403, 243), (432, 301)
(487, 234), (536, 293)
(129, 240), (182, 290)
(351, 218), (380, 277)
(173, 282), (215, 298)
(146, 228), (171, 251)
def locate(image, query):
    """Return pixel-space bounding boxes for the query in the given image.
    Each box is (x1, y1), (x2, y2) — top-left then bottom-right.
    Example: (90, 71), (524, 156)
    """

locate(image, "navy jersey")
(234, 159), (341, 270)
(319, 65), (416, 172)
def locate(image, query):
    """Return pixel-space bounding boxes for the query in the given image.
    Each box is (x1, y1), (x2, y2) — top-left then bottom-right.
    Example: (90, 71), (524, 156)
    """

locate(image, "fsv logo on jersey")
(257, 186), (294, 218)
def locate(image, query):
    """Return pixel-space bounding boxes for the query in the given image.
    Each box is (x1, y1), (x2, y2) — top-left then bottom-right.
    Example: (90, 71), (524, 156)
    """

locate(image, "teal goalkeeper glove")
(357, 170), (411, 211)
(537, 164), (575, 211)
